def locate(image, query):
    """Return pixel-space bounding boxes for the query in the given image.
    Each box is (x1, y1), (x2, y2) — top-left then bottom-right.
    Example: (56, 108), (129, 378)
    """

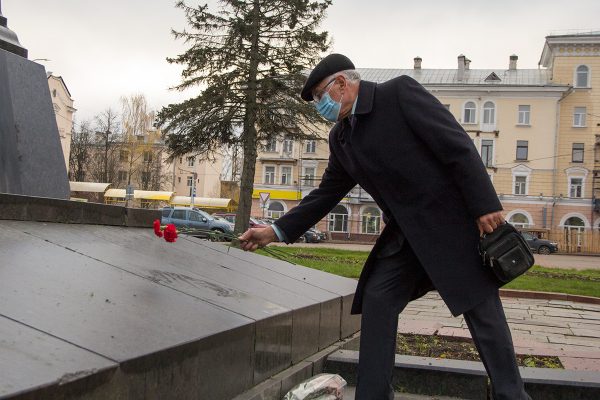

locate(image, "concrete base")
(0, 192), (161, 227)
(0, 48), (69, 199)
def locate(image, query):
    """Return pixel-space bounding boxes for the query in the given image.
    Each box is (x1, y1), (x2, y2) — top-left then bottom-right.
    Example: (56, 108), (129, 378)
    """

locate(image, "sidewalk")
(398, 292), (600, 371)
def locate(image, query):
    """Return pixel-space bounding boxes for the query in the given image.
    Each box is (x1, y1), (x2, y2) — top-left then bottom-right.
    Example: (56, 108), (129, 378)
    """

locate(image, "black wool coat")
(275, 76), (503, 317)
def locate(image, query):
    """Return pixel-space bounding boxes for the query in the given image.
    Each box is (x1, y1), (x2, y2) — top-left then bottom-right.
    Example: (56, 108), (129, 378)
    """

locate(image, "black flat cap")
(301, 53), (355, 101)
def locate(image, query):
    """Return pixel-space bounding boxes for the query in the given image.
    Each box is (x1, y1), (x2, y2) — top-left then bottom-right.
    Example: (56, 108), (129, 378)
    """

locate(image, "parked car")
(212, 212), (236, 224)
(520, 231), (558, 255)
(212, 212), (268, 228)
(162, 207), (234, 239)
(302, 228), (324, 243)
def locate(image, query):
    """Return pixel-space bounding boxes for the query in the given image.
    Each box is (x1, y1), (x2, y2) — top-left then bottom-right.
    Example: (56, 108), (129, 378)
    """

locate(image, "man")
(240, 54), (531, 400)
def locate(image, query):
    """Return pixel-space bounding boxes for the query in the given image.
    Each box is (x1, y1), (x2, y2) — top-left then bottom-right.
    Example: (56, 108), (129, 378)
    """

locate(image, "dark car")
(520, 231), (558, 255)
(302, 228), (325, 243)
(212, 213), (268, 228)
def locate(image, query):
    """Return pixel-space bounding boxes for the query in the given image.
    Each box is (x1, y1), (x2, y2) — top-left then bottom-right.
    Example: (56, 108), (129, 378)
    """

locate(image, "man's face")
(312, 77), (337, 103)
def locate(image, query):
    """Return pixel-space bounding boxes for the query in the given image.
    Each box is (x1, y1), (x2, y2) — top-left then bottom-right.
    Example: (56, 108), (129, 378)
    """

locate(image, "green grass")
(505, 266), (600, 298)
(257, 246), (600, 298)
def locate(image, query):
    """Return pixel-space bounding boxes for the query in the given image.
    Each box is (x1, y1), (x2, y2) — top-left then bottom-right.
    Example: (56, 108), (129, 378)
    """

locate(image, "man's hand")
(477, 211), (505, 236)
(238, 226), (278, 251)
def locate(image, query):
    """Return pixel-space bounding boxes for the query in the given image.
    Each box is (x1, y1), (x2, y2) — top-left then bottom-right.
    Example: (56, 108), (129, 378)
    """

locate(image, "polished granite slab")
(0, 220), (360, 399)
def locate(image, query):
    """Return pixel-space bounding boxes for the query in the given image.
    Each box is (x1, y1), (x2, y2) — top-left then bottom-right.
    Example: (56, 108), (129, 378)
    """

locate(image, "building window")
(280, 166), (292, 185)
(267, 201), (285, 219)
(361, 207), (381, 234)
(573, 107), (587, 127)
(52, 89), (57, 98)
(303, 167), (316, 187)
(118, 170), (127, 181)
(187, 156), (195, 167)
(264, 166), (275, 184)
(575, 65), (590, 88)
(305, 140), (316, 153)
(572, 143), (584, 163)
(143, 150), (153, 163)
(514, 176), (527, 195)
(187, 175), (193, 187)
(265, 137), (277, 152)
(481, 139), (494, 167)
(177, 177), (181, 183)
(283, 136), (293, 153)
(518, 105), (530, 125)
(482, 101), (495, 128)
(463, 101), (476, 124)
(509, 213), (531, 228)
(119, 150), (129, 162)
(516, 140), (528, 161)
(328, 205), (348, 232)
(570, 178), (583, 198)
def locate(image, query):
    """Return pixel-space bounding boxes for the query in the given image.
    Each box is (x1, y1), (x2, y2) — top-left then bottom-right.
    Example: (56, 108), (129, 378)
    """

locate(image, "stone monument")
(0, 1), (70, 199)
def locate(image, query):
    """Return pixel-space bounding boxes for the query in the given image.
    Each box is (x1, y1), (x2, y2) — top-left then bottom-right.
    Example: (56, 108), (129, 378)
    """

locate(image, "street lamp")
(179, 168), (198, 208)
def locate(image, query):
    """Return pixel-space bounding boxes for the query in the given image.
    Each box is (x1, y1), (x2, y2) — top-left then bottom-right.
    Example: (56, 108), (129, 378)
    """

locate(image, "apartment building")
(168, 153), (225, 199)
(250, 32), (600, 246)
(48, 72), (76, 170)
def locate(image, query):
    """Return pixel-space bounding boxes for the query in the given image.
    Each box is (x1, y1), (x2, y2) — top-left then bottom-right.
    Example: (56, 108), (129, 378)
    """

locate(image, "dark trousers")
(355, 241), (531, 400)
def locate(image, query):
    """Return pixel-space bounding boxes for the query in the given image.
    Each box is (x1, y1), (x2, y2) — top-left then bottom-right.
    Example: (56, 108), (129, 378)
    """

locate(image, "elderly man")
(240, 54), (531, 400)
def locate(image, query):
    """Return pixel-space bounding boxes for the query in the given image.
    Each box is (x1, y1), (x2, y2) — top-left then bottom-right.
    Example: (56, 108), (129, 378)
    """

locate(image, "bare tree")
(68, 121), (93, 182)
(89, 108), (120, 183)
(120, 94), (155, 188)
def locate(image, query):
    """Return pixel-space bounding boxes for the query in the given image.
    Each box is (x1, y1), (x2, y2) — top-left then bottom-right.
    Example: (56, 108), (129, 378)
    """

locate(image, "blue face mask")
(315, 90), (342, 122)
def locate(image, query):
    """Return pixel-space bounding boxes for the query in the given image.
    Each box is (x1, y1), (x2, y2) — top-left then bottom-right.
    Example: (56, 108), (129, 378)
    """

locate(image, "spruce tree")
(158, 0), (332, 233)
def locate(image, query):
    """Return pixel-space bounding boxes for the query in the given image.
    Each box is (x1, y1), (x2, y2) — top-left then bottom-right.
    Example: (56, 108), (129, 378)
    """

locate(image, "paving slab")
(399, 292), (600, 370)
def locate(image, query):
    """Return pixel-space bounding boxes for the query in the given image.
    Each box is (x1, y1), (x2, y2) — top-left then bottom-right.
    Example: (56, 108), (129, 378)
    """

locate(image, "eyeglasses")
(312, 77), (337, 102)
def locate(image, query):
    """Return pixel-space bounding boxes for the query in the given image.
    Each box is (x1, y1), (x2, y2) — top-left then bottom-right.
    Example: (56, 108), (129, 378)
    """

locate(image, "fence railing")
(547, 229), (600, 254)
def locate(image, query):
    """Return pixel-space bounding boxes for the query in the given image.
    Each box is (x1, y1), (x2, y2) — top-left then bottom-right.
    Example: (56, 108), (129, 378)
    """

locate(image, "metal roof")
(356, 68), (557, 86)
(69, 181), (111, 193)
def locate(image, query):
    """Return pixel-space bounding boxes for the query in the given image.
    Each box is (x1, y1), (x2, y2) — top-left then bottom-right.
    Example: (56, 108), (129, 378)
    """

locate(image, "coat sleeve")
(274, 135), (357, 243)
(396, 75), (502, 218)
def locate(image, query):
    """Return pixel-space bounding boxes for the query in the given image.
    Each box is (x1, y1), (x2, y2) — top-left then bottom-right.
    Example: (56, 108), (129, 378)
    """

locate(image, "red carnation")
(153, 219), (163, 237)
(164, 224), (178, 243)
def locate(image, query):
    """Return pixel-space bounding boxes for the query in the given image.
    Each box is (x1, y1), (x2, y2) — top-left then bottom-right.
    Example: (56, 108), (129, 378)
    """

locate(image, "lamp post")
(0, 0), (28, 58)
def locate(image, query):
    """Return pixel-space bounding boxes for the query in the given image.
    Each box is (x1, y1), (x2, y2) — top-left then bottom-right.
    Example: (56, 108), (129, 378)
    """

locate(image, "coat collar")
(353, 80), (376, 115)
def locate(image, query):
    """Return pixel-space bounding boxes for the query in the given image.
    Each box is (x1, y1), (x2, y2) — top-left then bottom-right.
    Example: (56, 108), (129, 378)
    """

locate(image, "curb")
(325, 349), (600, 400)
(232, 334), (360, 400)
(499, 288), (600, 305)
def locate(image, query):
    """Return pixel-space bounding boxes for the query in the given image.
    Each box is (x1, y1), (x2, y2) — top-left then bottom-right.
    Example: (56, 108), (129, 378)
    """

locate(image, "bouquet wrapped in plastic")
(282, 374), (347, 400)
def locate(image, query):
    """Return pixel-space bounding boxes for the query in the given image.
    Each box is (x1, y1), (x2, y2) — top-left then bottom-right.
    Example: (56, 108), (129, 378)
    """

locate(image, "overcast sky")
(4, 0), (600, 123)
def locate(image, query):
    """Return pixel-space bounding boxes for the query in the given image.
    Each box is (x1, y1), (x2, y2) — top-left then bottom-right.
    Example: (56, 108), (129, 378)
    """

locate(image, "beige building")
(250, 32), (600, 250)
(48, 73), (76, 169)
(169, 153), (225, 199)
(250, 134), (330, 229)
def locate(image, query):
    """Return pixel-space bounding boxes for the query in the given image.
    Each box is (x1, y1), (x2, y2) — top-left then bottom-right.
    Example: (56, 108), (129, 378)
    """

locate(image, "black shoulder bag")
(479, 223), (535, 283)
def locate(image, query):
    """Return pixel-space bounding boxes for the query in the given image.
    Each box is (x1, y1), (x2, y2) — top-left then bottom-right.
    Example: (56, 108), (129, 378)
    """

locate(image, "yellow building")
(251, 133), (330, 225)
(537, 32), (600, 251)
(47, 73), (76, 170)
(250, 33), (600, 249)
